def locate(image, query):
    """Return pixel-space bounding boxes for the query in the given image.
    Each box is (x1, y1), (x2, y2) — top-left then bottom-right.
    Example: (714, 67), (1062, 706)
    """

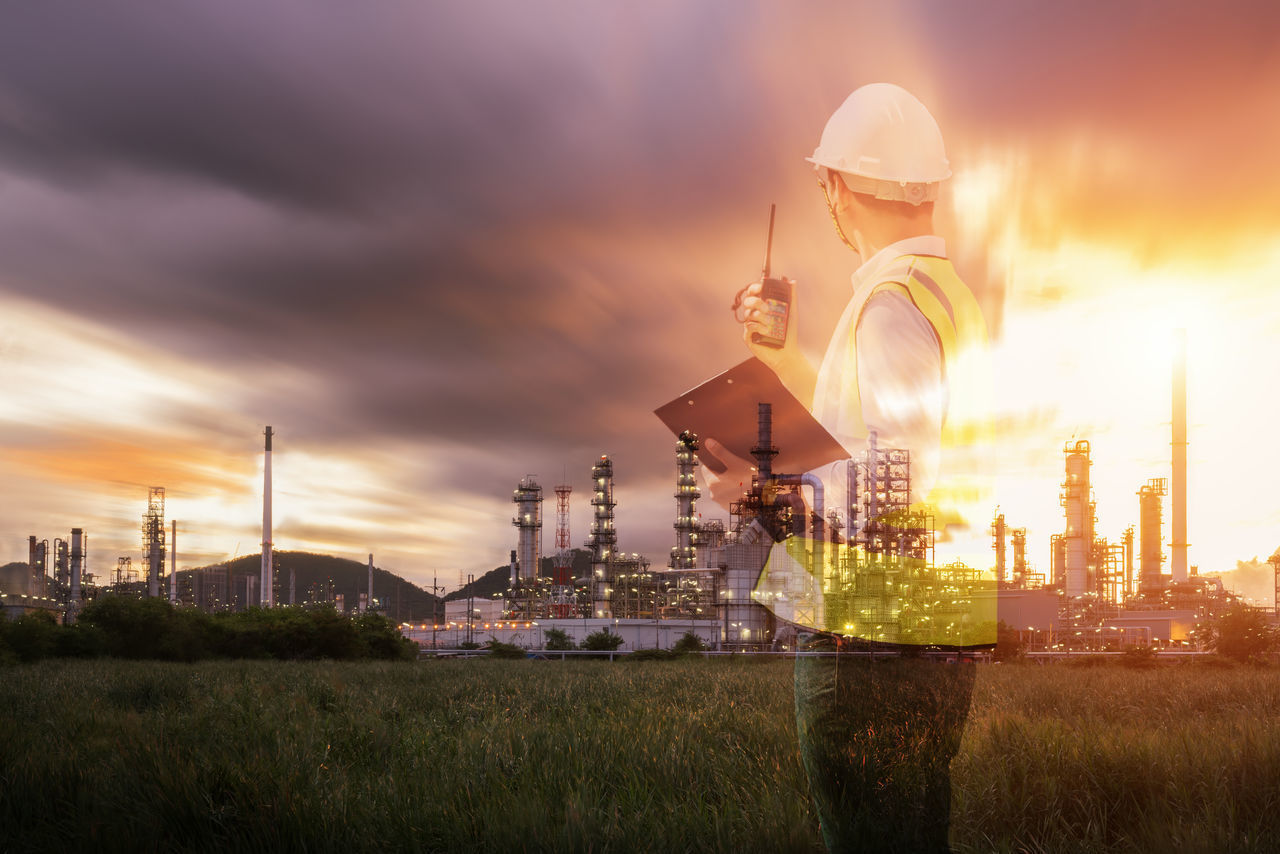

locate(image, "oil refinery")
(413, 330), (1256, 654)
(3, 334), (1272, 654)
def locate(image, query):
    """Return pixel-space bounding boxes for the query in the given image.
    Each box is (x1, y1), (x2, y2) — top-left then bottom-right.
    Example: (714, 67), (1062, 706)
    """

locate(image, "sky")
(2, 1), (1279, 593)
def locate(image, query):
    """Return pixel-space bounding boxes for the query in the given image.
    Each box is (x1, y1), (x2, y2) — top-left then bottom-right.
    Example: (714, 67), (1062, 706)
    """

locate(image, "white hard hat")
(806, 83), (950, 206)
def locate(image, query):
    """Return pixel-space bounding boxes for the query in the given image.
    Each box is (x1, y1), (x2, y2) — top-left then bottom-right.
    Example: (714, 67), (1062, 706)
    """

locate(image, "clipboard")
(653, 358), (851, 475)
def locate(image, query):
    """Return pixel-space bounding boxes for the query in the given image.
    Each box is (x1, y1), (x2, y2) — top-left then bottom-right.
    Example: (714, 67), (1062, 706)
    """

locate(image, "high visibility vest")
(754, 254), (997, 645)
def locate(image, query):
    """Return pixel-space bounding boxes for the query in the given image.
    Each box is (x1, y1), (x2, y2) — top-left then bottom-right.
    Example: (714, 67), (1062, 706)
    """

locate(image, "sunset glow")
(2, 3), (1278, 595)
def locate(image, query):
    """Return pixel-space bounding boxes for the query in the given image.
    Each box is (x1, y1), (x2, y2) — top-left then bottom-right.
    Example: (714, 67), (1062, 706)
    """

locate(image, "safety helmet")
(806, 83), (950, 206)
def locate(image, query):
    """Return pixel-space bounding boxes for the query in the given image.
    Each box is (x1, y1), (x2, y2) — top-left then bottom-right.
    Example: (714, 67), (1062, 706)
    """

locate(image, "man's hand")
(738, 277), (799, 370)
(737, 278), (817, 407)
(699, 437), (756, 513)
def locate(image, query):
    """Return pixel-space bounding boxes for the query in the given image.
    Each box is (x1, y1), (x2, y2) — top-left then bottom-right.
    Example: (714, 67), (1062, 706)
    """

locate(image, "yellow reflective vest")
(754, 253), (997, 645)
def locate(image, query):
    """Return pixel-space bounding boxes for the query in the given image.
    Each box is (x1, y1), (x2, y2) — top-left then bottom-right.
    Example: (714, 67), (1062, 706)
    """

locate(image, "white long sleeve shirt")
(811, 236), (947, 516)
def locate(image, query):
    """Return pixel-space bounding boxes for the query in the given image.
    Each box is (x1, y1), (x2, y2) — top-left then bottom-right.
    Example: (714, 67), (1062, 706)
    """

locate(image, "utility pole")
(466, 573), (475, 646)
(425, 571), (446, 650)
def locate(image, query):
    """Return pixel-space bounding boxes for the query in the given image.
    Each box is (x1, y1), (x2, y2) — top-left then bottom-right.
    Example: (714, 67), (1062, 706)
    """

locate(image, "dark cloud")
(3, 1), (1279, 575)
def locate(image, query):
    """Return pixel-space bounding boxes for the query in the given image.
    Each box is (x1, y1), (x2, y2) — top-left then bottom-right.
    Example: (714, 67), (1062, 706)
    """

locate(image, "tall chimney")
(261, 426), (274, 607)
(1171, 330), (1188, 583)
(367, 553), (375, 612)
(70, 528), (84, 607)
(169, 520), (177, 604)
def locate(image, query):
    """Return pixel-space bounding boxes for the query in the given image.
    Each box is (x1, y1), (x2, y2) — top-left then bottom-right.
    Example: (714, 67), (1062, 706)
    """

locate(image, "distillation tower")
(671, 431), (700, 570)
(992, 511), (1007, 584)
(1061, 441), (1094, 597)
(1139, 478), (1167, 597)
(512, 476), (543, 583)
(142, 487), (166, 598)
(587, 457), (617, 616)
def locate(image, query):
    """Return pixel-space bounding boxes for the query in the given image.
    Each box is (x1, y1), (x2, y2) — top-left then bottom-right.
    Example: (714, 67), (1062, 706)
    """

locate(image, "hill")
(0, 561), (31, 593)
(445, 549), (594, 602)
(184, 551), (441, 622)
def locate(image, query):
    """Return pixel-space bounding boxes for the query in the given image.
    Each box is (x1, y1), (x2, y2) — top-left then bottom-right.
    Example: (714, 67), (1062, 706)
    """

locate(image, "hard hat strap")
(817, 171), (860, 255)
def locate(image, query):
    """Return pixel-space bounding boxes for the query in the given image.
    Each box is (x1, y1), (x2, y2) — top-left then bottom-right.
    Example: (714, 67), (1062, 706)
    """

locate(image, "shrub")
(484, 639), (526, 659)
(993, 621), (1025, 662)
(672, 631), (707, 654)
(1, 611), (61, 662)
(1212, 606), (1276, 663)
(76, 596), (415, 662)
(580, 629), (624, 651)
(626, 648), (677, 661)
(1120, 646), (1160, 668)
(543, 627), (574, 650)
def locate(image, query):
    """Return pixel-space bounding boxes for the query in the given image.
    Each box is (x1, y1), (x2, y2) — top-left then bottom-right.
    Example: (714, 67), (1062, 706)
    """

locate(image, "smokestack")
(261, 426), (274, 608)
(1171, 330), (1188, 583)
(70, 528), (84, 607)
(169, 520), (177, 604)
(751, 403), (777, 486)
(368, 553), (374, 612)
(992, 511), (1007, 584)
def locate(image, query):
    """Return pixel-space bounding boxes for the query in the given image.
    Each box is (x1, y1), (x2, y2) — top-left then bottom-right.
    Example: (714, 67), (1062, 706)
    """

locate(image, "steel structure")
(69, 528), (84, 608)
(992, 511), (1007, 583)
(671, 432), (701, 570)
(28, 536), (48, 596)
(552, 483), (575, 617)
(1061, 441), (1094, 597)
(142, 487), (166, 598)
(1271, 550), (1280, 615)
(1011, 527), (1029, 586)
(1138, 478), (1167, 597)
(587, 457), (617, 616)
(512, 475), (544, 583)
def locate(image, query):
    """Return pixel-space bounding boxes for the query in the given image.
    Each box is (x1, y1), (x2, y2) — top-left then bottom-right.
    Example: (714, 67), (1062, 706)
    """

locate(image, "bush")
(484, 638), (526, 659)
(1, 611), (61, 662)
(580, 629), (624, 651)
(543, 627), (574, 650)
(672, 631), (707, 654)
(993, 621), (1025, 663)
(1212, 606), (1276, 663)
(75, 596), (416, 662)
(1120, 646), (1160, 668)
(626, 648), (677, 661)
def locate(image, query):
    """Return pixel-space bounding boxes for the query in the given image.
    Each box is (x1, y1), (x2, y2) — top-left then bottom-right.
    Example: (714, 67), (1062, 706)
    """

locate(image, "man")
(703, 83), (991, 852)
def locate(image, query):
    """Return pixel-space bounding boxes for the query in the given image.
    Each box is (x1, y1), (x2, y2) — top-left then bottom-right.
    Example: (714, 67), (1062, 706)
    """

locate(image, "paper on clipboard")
(653, 358), (851, 475)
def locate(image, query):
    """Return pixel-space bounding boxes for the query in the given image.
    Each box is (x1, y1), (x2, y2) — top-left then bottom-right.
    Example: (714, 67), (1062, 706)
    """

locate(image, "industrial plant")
(4, 332), (1273, 654)
(416, 330), (1258, 654)
(1, 426), (389, 624)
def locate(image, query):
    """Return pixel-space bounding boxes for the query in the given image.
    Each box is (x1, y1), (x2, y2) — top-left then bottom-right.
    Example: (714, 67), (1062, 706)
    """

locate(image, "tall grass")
(0, 658), (817, 852)
(1, 659), (1278, 852)
(953, 661), (1280, 853)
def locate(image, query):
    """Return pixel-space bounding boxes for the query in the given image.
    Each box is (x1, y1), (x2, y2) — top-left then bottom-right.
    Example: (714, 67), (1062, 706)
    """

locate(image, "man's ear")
(829, 171), (853, 214)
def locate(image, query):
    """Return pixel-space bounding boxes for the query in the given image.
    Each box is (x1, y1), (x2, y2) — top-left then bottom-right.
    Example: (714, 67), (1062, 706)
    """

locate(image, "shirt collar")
(850, 235), (947, 291)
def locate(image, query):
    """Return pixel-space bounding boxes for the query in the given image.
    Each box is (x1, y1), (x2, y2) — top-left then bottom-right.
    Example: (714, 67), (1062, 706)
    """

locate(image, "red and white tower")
(552, 483), (574, 617)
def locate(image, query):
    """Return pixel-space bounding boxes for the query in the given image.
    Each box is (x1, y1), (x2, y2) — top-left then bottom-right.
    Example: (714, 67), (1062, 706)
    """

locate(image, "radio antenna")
(762, 203), (776, 279)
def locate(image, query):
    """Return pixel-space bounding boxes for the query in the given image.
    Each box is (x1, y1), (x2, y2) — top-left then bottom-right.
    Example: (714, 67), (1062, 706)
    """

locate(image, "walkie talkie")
(751, 203), (791, 349)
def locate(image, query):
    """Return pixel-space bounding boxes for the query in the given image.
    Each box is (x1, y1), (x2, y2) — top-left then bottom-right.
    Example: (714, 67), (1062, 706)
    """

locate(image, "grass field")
(2, 658), (1278, 852)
